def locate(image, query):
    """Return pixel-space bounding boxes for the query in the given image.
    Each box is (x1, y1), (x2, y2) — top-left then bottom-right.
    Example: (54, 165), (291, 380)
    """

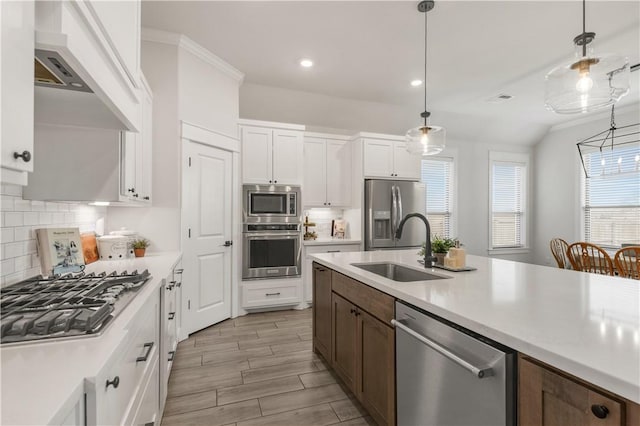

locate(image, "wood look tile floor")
(162, 308), (375, 426)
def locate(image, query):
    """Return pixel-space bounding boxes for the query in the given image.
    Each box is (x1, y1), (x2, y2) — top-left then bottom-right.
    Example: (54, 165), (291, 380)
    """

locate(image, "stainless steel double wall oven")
(242, 185), (302, 279)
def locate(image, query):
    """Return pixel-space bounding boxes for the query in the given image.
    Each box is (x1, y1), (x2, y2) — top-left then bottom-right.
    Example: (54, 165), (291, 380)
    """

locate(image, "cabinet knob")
(127, 188), (135, 193)
(13, 150), (31, 163)
(143, 196), (150, 200)
(274, 180), (278, 183)
(591, 405), (609, 419)
(106, 376), (120, 389)
(133, 194), (139, 198)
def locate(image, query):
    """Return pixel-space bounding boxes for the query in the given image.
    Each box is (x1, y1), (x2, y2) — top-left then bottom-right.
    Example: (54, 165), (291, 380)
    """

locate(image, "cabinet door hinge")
(188, 300), (191, 310)
(188, 157), (192, 167)
(188, 228), (191, 238)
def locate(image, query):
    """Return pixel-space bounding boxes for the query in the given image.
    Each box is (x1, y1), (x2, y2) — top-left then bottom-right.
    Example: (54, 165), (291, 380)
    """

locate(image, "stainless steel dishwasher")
(393, 301), (516, 426)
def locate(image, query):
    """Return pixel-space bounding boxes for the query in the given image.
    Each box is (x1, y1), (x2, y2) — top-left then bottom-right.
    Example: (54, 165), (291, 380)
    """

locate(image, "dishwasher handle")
(391, 319), (494, 379)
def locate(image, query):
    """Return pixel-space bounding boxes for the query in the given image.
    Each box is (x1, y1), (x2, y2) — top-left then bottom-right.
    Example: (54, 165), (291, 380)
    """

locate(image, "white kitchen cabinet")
(242, 278), (302, 309)
(86, 289), (160, 426)
(121, 75), (153, 202)
(160, 258), (183, 415)
(303, 243), (361, 303)
(362, 136), (421, 180)
(303, 135), (352, 207)
(1, 0), (34, 185)
(240, 120), (305, 185)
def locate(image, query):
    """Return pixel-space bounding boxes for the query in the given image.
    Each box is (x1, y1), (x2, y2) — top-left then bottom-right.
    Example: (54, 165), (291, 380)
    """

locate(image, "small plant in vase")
(132, 238), (150, 258)
(419, 236), (457, 265)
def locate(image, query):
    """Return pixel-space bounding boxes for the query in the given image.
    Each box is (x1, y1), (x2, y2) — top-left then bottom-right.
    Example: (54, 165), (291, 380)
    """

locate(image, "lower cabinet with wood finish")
(312, 264), (396, 426)
(519, 355), (639, 426)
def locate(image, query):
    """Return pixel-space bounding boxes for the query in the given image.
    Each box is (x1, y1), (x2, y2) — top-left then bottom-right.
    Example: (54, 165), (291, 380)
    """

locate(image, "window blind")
(491, 161), (526, 248)
(421, 157), (454, 238)
(583, 146), (640, 247)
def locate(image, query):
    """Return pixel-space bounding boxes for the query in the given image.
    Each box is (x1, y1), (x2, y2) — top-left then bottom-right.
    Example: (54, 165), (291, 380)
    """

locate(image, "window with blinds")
(490, 156), (528, 249)
(421, 157), (455, 238)
(582, 146), (640, 247)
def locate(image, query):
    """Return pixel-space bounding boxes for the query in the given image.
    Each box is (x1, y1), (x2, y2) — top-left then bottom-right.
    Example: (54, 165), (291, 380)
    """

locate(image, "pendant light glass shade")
(544, 0), (630, 114)
(545, 43), (630, 114)
(405, 0), (445, 156)
(406, 124), (445, 155)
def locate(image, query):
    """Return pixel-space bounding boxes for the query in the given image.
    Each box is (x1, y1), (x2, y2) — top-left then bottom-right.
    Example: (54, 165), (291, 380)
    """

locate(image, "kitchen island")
(1, 252), (182, 426)
(310, 249), (640, 424)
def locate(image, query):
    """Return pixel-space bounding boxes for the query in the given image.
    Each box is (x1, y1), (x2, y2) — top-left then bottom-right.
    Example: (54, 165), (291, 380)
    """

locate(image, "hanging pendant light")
(406, 0), (445, 156)
(544, 0), (630, 114)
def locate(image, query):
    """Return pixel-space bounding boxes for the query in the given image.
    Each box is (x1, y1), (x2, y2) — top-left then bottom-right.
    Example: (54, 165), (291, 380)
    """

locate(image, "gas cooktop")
(0, 270), (151, 345)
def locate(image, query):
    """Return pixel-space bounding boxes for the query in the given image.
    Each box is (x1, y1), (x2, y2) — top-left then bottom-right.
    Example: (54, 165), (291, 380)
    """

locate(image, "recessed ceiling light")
(300, 59), (313, 68)
(410, 80), (423, 87)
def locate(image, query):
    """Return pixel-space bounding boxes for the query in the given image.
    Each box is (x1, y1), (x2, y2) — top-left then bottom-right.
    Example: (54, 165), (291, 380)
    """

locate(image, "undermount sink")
(351, 262), (451, 282)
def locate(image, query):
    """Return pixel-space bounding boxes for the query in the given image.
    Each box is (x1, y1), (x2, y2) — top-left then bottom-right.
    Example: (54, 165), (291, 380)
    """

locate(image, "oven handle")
(243, 232), (300, 238)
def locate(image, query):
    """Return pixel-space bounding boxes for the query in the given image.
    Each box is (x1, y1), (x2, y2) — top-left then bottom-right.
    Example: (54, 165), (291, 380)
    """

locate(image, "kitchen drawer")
(331, 271), (394, 324)
(242, 280), (301, 308)
(129, 355), (159, 426)
(87, 292), (160, 426)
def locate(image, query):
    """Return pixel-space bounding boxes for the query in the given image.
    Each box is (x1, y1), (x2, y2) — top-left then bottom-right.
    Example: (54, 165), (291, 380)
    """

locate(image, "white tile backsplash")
(0, 184), (107, 287)
(304, 208), (345, 238)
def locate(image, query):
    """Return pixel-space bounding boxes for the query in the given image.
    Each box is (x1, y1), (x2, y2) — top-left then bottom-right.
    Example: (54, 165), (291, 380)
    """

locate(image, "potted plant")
(132, 238), (150, 258)
(419, 236), (457, 265)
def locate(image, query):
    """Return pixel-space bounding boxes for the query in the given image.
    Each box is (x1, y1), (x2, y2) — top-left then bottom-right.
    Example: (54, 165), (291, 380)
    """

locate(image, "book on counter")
(35, 227), (85, 276)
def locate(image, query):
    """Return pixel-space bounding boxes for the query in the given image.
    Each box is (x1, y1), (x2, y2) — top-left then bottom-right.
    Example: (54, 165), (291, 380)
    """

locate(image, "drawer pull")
(591, 405), (609, 419)
(176, 281), (182, 287)
(106, 376), (120, 389)
(175, 268), (184, 275)
(314, 267), (327, 272)
(166, 281), (175, 290)
(168, 351), (175, 362)
(136, 342), (154, 363)
(168, 312), (176, 320)
(327, 250), (341, 253)
(265, 292), (281, 296)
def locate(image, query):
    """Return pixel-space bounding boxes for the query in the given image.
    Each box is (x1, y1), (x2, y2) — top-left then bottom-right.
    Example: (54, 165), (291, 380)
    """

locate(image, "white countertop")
(0, 252), (182, 426)
(303, 238), (361, 246)
(310, 250), (640, 404)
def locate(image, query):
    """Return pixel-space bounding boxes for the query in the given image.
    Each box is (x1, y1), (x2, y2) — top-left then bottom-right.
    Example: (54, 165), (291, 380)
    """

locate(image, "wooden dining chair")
(614, 246), (640, 279)
(566, 242), (615, 276)
(549, 238), (570, 269)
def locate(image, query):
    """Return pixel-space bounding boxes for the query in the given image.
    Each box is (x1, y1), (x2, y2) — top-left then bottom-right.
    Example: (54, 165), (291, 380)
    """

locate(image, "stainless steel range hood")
(35, 49), (92, 93)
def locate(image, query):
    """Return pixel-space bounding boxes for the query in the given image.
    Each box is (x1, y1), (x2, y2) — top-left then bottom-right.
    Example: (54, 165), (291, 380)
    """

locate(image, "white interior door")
(183, 141), (232, 334)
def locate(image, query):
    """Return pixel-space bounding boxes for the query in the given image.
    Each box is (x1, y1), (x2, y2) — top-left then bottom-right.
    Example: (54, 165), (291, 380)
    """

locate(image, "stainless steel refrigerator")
(364, 179), (426, 251)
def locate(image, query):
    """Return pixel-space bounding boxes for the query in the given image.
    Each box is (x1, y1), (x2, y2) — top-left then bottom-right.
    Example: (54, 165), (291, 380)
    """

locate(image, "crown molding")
(142, 27), (245, 84)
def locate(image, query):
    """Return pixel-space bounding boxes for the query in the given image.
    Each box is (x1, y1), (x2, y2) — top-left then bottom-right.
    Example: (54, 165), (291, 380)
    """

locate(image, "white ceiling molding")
(141, 27), (245, 84)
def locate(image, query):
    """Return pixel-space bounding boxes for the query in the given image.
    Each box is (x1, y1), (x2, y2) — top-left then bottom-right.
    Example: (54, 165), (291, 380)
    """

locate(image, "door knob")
(13, 150), (31, 162)
(222, 240), (233, 247)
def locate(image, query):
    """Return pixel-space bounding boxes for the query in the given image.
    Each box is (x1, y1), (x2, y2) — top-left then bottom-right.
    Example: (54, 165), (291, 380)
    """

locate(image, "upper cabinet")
(360, 134), (421, 180)
(240, 120), (305, 185)
(303, 134), (352, 207)
(121, 75), (153, 203)
(1, 0), (34, 185)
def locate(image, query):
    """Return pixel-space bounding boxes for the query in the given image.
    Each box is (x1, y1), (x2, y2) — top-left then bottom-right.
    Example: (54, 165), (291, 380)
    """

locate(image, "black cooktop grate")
(0, 270), (150, 344)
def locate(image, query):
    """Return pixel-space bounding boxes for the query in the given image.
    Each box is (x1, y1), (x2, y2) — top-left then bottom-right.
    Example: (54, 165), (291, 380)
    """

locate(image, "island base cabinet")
(519, 356), (623, 426)
(312, 262), (332, 361)
(332, 293), (358, 390)
(358, 309), (395, 426)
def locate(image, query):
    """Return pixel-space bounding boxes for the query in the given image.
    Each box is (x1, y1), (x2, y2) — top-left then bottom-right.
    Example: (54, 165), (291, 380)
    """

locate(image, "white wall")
(1, 183), (106, 287)
(178, 49), (240, 138)
(532, 105), (640, 267)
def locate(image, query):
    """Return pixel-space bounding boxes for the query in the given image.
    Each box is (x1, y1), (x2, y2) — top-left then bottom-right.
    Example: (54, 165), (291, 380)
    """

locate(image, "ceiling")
(141, 1), (640, 144)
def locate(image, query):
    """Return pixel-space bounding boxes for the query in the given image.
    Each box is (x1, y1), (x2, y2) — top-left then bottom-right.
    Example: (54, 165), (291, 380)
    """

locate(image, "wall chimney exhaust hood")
(33, 1), (141, 131)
